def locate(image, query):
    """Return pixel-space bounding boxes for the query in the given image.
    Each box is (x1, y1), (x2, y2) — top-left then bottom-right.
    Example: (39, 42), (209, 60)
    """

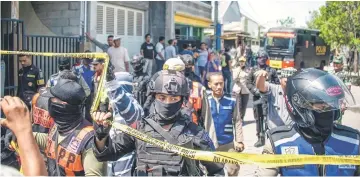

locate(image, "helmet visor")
(292, 74), (355, 113)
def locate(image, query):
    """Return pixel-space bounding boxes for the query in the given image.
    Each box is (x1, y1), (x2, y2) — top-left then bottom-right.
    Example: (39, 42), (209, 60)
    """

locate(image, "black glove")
(93, 121), (112, 141)
(106, 61), (116, 82)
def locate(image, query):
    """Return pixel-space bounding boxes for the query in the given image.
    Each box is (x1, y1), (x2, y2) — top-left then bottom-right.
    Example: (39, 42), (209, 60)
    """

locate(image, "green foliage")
(307, 2), (360, 49)
(276, 16), (296, 27)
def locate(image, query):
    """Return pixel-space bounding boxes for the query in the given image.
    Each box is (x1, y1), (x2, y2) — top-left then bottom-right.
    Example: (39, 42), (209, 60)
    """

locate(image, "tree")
(308, 2), (360, 73)
(276, 17), (296, 27)
(306, 10), (320, 29)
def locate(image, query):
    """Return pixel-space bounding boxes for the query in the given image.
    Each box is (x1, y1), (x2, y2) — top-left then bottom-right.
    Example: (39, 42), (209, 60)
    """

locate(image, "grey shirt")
(262, 82), (293, 129)
(165, 45), (176, 60)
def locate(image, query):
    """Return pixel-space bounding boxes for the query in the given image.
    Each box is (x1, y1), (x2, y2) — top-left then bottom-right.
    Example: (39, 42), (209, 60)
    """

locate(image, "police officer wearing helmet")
(143, 57), (187, 116)
(47, 58), (91, 97)
(255, 68), (360, 176)
(165, 55), (205, 126)
(131, 54), (151, 107)
(92, 70), (225, 176)
(246, 49), (279, 147)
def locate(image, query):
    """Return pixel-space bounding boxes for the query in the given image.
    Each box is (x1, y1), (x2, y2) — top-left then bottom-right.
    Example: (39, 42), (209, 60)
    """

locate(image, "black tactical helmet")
(180, 54), (194, 67)
(148, 70), (189, 97)
(285, 68), (355, 128)
(130, 55), (145, 72)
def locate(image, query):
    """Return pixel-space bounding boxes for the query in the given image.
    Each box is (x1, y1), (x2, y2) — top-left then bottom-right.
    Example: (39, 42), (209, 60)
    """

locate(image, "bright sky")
(239, 0), (326, 28)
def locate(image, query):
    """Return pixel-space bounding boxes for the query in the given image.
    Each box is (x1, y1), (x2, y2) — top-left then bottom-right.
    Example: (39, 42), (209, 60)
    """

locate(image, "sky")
(236, 0), (326, 28)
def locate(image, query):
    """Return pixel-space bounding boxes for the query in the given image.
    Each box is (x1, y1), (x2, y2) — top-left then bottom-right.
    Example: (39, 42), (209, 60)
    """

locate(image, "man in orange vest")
(163, 55), (205, 127)
(33, 79), (106, 176)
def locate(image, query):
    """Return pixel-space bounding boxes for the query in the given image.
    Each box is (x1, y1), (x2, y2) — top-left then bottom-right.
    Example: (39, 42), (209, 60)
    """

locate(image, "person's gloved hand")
(106, 61), (116, 82)
(92, 111), (113, 141)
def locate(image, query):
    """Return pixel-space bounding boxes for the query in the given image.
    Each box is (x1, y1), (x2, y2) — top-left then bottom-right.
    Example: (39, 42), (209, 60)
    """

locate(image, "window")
(311, 35), (316, 46)
(127, 11), (134, 36)
(136, 12), (143, 36)
(96, 5), (104, 34)
(106, 7), (115, 34)
(266, 37), (292, 50)
(117, 9), (125, 35)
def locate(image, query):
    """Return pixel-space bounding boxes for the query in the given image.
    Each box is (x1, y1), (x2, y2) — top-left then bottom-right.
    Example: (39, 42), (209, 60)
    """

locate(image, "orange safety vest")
(45, 121), (95, 176)
(32, 93), (55, 133)
(189, 82), (202, 125)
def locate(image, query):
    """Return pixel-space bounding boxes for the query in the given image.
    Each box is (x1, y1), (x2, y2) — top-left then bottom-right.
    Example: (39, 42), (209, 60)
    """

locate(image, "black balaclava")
(297, 110), (338, 143)
(153, 97), (183, 125)
(48, 100), (84, 134)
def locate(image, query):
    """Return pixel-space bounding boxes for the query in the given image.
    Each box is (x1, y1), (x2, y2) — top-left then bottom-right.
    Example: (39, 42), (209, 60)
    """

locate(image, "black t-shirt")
(141, 42), (155, 59)
(222, 53), (231, 71)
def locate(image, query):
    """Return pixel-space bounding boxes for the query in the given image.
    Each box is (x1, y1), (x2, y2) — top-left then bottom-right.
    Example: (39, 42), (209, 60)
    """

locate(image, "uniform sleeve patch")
(37, 79), (45, 85)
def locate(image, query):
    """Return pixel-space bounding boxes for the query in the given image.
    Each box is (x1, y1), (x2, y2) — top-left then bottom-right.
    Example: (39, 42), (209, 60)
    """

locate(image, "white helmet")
(162, 56), (185, 72)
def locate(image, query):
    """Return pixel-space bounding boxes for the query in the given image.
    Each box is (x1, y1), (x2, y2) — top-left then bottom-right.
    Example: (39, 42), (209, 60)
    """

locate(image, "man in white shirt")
(155, 36), (165, 72)
(107, 37), (130, 72)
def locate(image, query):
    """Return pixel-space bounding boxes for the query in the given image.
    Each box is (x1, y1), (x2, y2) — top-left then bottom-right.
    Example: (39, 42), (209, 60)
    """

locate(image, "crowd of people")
(1, 33), (359, 176)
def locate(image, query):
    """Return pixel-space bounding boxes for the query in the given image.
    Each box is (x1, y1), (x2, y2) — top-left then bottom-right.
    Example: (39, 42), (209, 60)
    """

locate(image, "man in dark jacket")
(246, 49), (279, 147)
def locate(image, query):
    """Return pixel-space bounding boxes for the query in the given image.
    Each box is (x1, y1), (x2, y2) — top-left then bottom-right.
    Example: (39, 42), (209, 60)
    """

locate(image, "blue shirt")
(197, 50), (208, 67)
(180, 50), (194, 56)
(74, 65), (95, 91)
(205, 60), (220, 73)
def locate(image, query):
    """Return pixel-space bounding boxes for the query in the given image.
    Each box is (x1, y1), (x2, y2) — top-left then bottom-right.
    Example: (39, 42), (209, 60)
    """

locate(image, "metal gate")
(26, 35), (80, 82)
(1, 18), (81, 96)
(1, 18), (25, 96)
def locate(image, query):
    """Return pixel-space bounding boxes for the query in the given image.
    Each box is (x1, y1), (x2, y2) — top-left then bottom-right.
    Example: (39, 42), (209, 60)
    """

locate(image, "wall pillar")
(165, 1), (175, 40)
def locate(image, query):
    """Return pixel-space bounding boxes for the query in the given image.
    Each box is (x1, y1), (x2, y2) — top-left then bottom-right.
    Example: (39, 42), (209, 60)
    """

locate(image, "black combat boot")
(254, 135), (265, 147)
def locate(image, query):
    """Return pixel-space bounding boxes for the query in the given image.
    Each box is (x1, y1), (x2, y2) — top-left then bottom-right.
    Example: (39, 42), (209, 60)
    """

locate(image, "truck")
(264, 27), (330, 70)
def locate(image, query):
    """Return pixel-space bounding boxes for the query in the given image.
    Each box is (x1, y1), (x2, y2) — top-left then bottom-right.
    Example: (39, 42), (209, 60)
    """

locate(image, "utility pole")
(214, 1), (221, 51)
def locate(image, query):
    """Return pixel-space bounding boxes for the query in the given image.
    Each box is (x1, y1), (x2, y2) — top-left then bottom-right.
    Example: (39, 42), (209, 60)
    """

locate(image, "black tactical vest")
(135, 116), (201, 176)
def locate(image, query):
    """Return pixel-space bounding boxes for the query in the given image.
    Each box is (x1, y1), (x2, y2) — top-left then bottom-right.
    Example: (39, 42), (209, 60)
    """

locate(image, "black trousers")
(253, 96), (265, 137)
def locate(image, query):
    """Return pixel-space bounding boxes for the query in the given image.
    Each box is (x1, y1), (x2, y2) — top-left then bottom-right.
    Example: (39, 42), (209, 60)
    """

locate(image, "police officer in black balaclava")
(130, 55), (151, 107)
(246, 49), (279, 147)
(92, 70), (225, 176)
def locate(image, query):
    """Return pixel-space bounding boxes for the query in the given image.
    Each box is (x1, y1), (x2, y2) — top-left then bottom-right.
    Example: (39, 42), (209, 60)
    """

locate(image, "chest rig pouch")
(135, 116), (201, 176)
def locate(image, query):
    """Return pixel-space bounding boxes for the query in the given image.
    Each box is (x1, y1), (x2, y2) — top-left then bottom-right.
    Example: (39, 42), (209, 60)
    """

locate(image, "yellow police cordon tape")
(112, 122), (360, 167)
(2, 50), (360, 168)
(10, 140), (23, 173)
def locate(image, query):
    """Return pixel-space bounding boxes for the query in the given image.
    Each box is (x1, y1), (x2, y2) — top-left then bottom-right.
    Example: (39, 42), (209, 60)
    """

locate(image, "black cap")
(58, 58), (71, 66)
(41, 79), (86, 105)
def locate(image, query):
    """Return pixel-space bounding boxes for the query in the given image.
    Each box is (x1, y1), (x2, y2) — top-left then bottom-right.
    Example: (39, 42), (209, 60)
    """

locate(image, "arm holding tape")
(105, 80), (144, 125)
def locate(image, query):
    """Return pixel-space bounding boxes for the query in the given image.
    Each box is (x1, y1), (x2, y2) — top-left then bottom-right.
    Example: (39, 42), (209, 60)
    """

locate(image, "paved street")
(237, 85), (360, 176)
